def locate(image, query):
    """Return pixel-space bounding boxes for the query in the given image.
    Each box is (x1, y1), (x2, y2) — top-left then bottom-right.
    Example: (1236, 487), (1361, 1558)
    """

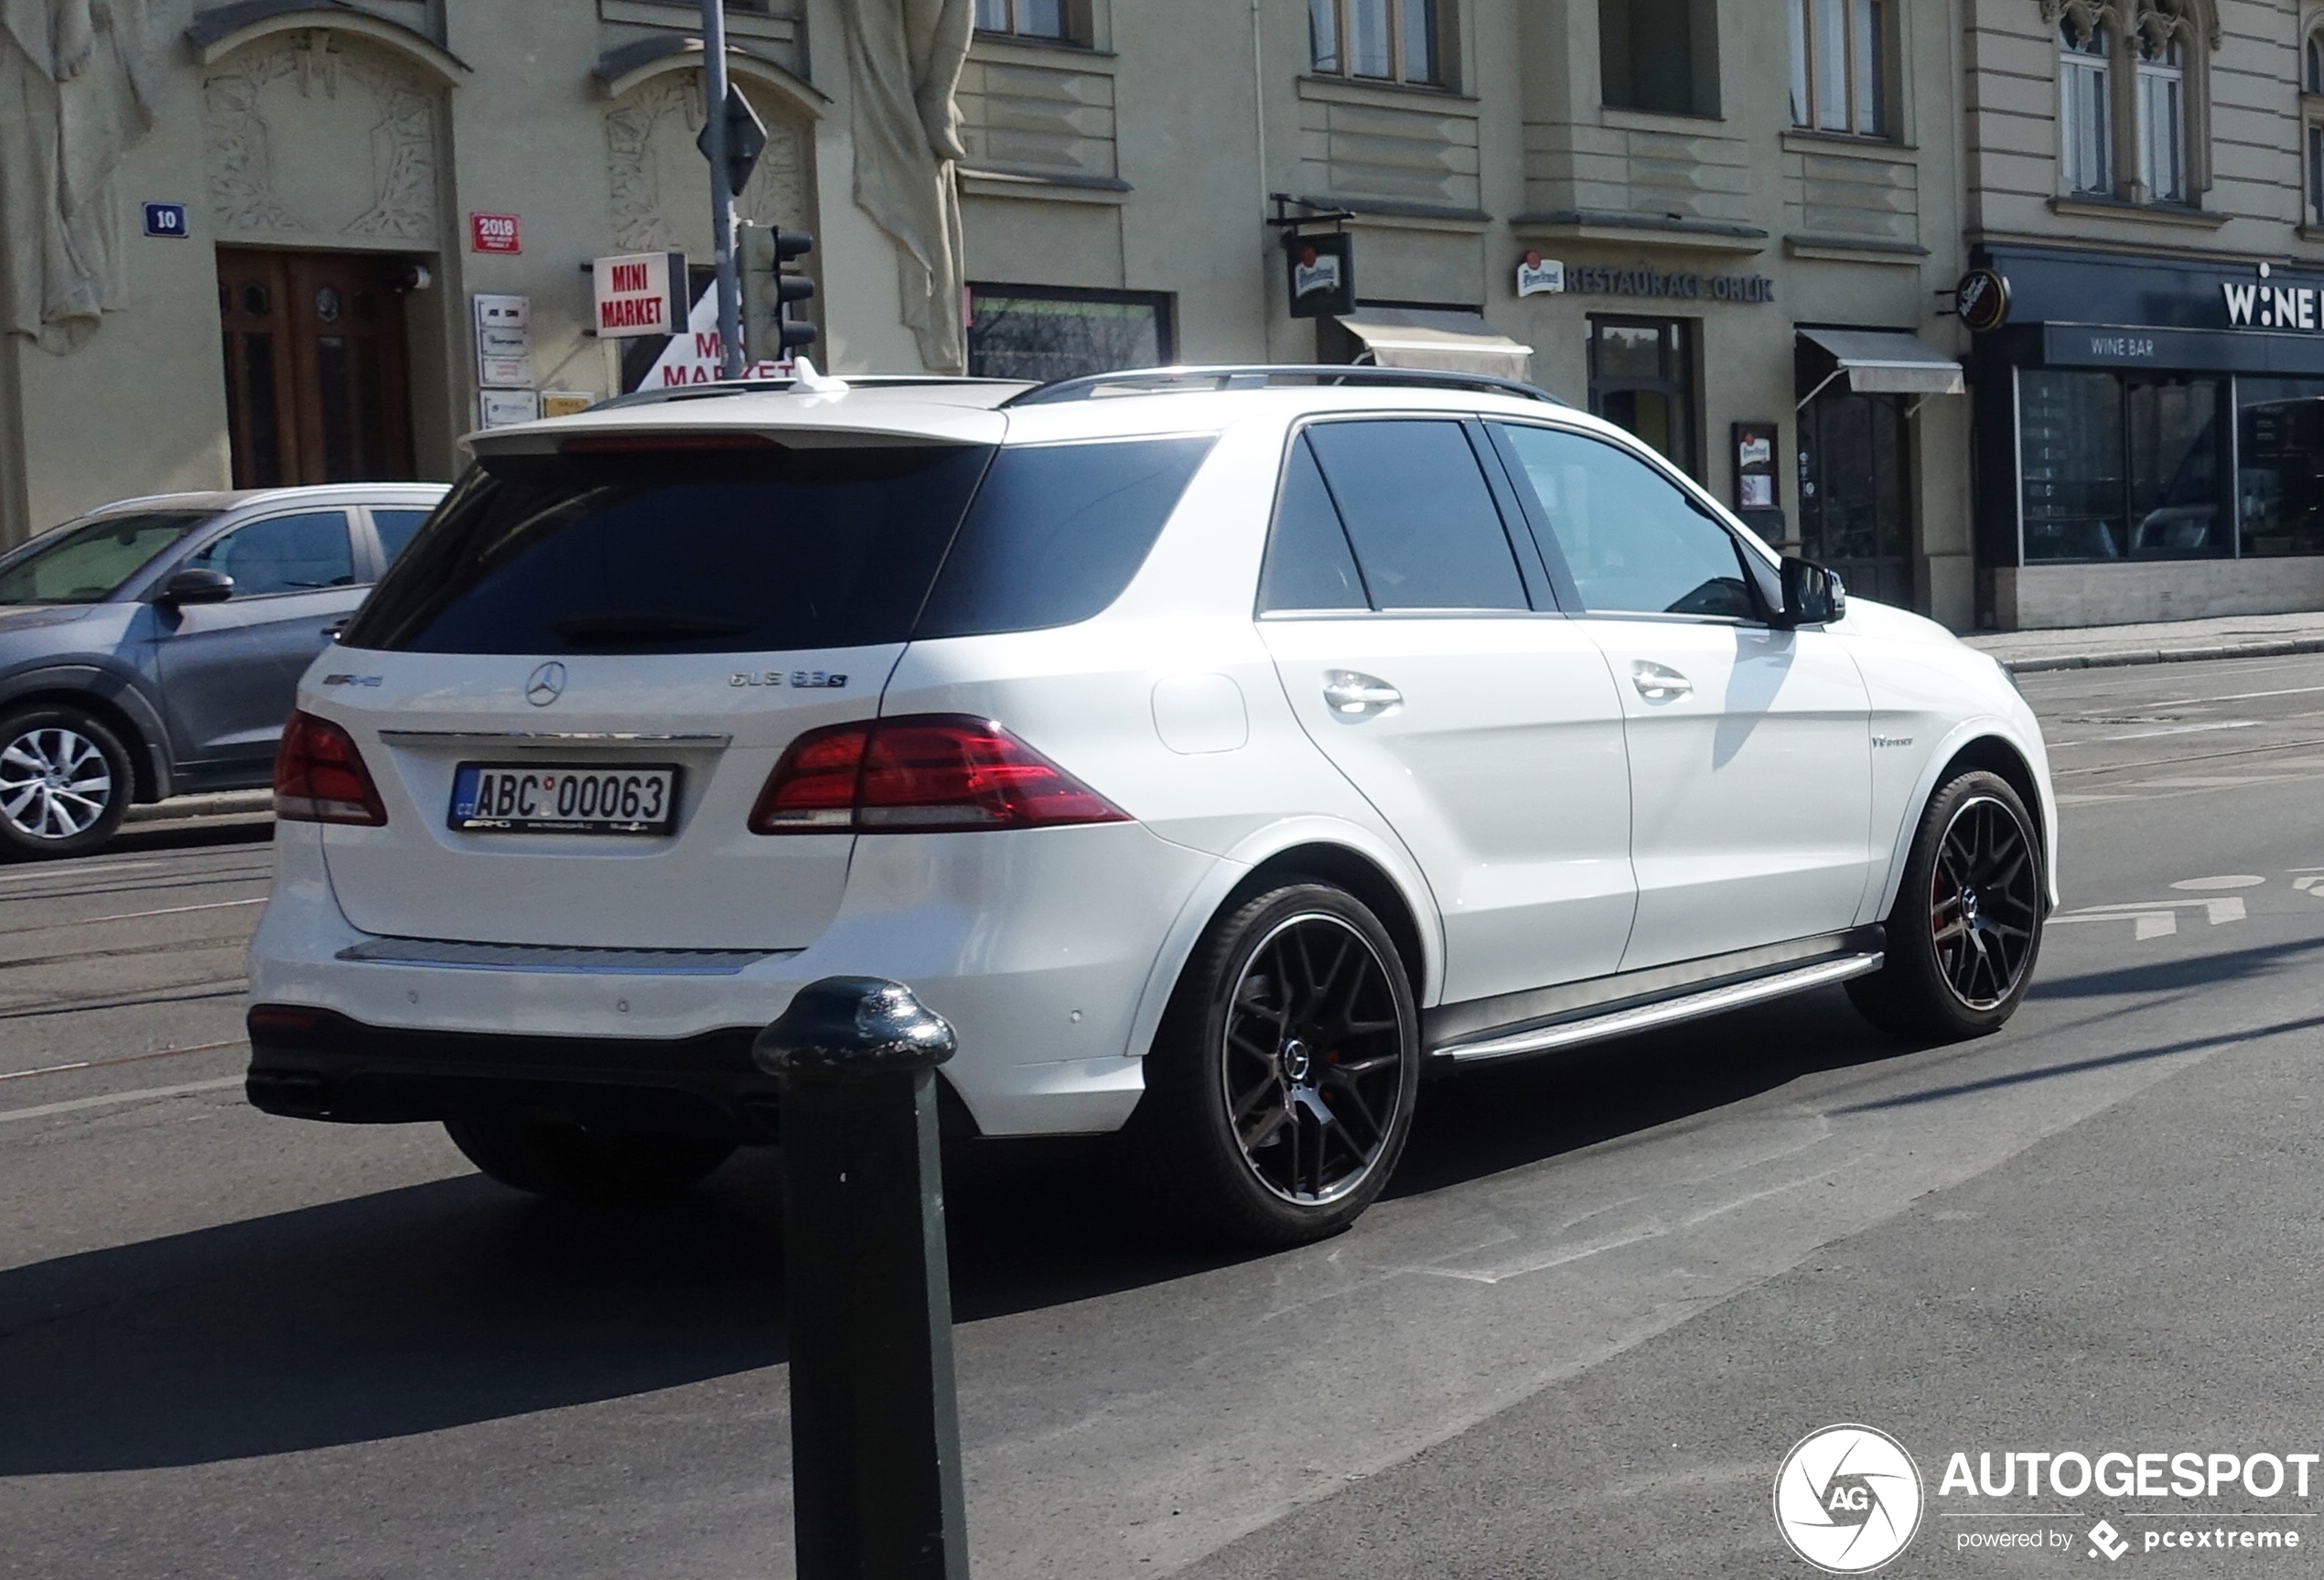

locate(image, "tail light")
(750, 715), (1130, 835)
(274, 710), (387, 825)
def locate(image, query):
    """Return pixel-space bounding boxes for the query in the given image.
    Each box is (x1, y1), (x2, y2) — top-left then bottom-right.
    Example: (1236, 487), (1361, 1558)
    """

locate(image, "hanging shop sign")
(1565, 264), (1776, 304)
(593, 251), (688, 338)
(1954, 267), (2010, 332)
(1517, 251), (1565, 297)
(1284, 231), (1356, 319)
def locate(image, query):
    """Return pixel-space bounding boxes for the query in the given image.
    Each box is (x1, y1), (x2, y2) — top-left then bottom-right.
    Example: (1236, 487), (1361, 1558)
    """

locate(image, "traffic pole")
(755, 978), (970, 1580)
(699, 0), (745, 380)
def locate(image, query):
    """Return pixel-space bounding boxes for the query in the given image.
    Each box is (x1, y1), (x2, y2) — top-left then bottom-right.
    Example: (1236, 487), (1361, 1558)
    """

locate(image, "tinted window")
(0, 511), (203, 605)
(371, 508), (432, 566)
(1258, 435), (1367, 612)
(1495, 425), (1754, 618)
(914, 436), (1214, 638)
(185, 511), (356, 597)
(344, 446), (992, 655)
(1303, 421), (1528, 611)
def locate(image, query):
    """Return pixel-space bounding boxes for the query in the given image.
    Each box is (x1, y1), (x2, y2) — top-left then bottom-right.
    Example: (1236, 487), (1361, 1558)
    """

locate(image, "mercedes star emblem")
(524, 661), (567, 707)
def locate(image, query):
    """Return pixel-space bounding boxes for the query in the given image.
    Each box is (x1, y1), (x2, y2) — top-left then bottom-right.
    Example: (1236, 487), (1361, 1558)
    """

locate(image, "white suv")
(247, 367), (2055, 1243)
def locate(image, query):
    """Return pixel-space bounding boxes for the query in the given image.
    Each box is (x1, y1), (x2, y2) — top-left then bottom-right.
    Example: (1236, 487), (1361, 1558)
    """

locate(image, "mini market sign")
(593, 251), (686, 338)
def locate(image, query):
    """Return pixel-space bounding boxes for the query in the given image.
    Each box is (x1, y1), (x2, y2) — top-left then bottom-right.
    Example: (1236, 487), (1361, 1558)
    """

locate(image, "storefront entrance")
(216, 248), (415, 489)
(1798, 386), (1914, 607)
(1587, 316), (1698, 477)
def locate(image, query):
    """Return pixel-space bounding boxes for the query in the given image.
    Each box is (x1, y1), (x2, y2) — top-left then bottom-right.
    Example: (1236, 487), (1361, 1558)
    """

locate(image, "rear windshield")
(341, 435), (1214, 656)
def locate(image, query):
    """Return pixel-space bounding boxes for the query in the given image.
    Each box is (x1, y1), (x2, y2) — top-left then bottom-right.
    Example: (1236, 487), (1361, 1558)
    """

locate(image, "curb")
(123, 791), (274, 825)
(1995, 636), (2324, 675)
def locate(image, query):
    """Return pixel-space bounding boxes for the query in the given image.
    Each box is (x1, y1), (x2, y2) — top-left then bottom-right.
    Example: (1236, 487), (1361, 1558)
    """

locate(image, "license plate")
(448, 762), (681, 835)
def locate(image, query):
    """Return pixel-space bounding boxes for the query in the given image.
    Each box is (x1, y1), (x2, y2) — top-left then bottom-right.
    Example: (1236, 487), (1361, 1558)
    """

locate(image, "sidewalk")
(1960, 609), (2324, 673)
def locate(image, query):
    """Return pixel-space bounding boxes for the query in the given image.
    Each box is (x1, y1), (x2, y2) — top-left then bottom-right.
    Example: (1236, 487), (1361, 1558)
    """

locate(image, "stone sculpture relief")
(0, 0), (161, 352)
(606, 71), (810, 257)
(202, 29), (440, 245)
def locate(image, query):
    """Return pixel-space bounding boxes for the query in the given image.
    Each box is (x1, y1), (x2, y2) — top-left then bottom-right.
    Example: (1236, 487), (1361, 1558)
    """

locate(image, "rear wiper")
(550, 614), (752, 646)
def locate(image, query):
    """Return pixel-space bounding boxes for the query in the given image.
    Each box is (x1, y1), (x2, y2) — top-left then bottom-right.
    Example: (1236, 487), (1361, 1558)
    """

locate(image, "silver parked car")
(0, 482), (447, 858)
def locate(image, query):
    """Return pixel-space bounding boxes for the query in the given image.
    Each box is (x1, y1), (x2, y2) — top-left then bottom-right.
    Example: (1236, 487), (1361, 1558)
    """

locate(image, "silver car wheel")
(0, 726), (114, 841)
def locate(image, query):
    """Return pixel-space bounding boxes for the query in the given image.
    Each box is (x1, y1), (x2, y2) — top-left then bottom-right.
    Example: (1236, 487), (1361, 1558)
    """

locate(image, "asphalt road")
(5, 654), (2324, 1578)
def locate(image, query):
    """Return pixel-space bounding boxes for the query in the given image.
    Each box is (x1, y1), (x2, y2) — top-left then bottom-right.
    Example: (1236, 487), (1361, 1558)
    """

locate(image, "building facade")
(1963, 0), (2324, 627)
(2, 2), (2317, 630)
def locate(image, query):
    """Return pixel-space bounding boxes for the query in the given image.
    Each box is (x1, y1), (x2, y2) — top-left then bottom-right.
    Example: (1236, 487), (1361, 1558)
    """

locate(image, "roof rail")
(588, 375), (1028, 414)
(1004, 364), (1571, 408)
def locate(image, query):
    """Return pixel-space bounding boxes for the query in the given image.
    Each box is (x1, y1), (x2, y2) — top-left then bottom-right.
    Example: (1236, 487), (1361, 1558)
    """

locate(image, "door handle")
(1631, 661), (1693, 702)
(1323, 671), (1402, 718)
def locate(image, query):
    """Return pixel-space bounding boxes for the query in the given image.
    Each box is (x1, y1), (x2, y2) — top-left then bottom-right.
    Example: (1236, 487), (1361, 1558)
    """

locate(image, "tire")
(1847, 769), (2046, 1041)
(444, 1114), (735, 1200)
(0, 704), (132, 861)
(1131, 881), (1421, 1247)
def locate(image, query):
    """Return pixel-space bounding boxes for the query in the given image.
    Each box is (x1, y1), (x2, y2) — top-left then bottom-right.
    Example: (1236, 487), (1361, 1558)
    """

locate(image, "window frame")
(1307, 0), (1449, 90)
(2058, 19), (2114, 195)
(2135, 32), (2188, 202)
(1788, 0), (1892, 139)
(2303, 27), (2324, 228)
(972, 0), (1087, 45)
(2050, 2), (2211, 208)
(963, 283), (1177, 383)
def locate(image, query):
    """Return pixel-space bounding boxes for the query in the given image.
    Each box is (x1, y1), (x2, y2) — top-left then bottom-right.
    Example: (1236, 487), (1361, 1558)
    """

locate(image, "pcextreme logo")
(1774, 1424), (1927, 1574)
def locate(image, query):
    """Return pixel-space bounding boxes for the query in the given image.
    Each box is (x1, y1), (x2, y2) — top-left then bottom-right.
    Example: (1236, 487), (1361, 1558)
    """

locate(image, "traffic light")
(737, 222), (818, 367)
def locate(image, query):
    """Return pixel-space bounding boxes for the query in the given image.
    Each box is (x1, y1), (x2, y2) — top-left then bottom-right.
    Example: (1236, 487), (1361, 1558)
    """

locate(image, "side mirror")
(158, 567), (234, 607)
(1778, 558), (1845, 628)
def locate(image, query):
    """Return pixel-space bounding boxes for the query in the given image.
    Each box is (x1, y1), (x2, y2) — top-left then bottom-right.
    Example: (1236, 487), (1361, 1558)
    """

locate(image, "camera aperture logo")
(1776, 1424), (1925, 1573)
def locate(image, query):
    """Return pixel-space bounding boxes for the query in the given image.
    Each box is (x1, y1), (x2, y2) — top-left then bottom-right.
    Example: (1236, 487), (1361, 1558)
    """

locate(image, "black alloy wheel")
(1848, 769), (2045, 1041)
(1134, 882), (1421, 1245)
(1928, 792), (2042, 1010)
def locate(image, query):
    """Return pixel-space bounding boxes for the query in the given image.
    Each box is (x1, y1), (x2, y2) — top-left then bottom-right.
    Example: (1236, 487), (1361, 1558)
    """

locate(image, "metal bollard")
(755, 977), (969, 1580)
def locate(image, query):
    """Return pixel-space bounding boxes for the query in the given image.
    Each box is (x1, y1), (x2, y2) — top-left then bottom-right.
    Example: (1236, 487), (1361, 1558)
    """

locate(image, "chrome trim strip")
(1432, 953), (1884, 1063)
(377, 730), (734, 746)
(335, 937), (788, 975)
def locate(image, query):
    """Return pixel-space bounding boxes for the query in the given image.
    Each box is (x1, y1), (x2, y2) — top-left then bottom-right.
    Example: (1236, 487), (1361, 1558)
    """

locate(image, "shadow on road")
(0, 989), (1924, 1478)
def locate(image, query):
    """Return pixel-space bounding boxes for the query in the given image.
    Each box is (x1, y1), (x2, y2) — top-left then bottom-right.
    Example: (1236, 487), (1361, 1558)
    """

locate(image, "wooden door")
(218, 248), (415, 488)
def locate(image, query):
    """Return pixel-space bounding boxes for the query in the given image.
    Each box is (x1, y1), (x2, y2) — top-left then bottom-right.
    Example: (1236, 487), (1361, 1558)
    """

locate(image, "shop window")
(974, 0), (1081, 42)
(2136, 32), (2187, 202)
(965, 285), (1172, 383)
(1587, 317), (1698, 478)
(1787, 0), (1888, 137)
(1598, 0), (1717, 118)
(2058, 19), (2113, 195)
(2235, 380), (2324, 557)
(2018, 370), (2227, 563)
(1308, 0), (1444, 87)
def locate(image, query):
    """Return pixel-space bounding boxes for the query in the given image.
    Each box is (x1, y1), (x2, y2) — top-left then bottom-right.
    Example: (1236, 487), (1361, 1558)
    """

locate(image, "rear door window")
(1301, 421), (1531, 612)
(1257, 435), (1368, 613)
(913, 435), (1214, 638)
(371, 508), (432, 568)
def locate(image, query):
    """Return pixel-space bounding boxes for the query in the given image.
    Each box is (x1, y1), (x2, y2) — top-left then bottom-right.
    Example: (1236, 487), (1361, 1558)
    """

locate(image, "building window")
(1598, 0), (1717, 118)
(2309, 32), (2324, 92)
(2136, 32), (2187, 202)
(965, 285), (1173, 382)
(974, 0), (1073, 41)
(2310, 124), (2324, 225)
(1308, 0), (1442, 86)
(1787, 0), (1887, 136)
(2018, 370), (2227, 562)
(1587, 317), (1698, 477)
(2237, 379), (2324, 556)
(2058, 19), (2112, 195)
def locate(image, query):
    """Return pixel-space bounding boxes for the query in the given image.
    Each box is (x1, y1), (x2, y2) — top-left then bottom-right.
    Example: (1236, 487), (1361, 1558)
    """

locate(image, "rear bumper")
(246, 819), (1222, 1138)
(245, 1006), (780, 1140)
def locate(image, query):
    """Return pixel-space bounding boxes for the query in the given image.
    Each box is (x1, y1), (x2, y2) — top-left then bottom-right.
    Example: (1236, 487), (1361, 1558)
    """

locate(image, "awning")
(1339, 307), (1534, 382)
(1796, 327), (1965, 403)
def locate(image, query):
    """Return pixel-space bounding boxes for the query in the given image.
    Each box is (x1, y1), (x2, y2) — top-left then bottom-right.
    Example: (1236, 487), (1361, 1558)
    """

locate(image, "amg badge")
(731, 670), (849, 689)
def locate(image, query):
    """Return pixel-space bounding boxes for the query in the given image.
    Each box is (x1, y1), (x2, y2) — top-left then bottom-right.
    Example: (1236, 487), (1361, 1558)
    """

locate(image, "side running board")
(1430, 952), (1884, 1065)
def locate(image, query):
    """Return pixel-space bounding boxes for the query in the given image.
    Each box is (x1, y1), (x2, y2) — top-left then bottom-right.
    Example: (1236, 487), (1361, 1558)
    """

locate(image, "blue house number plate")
(143, 202), (188, 238)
